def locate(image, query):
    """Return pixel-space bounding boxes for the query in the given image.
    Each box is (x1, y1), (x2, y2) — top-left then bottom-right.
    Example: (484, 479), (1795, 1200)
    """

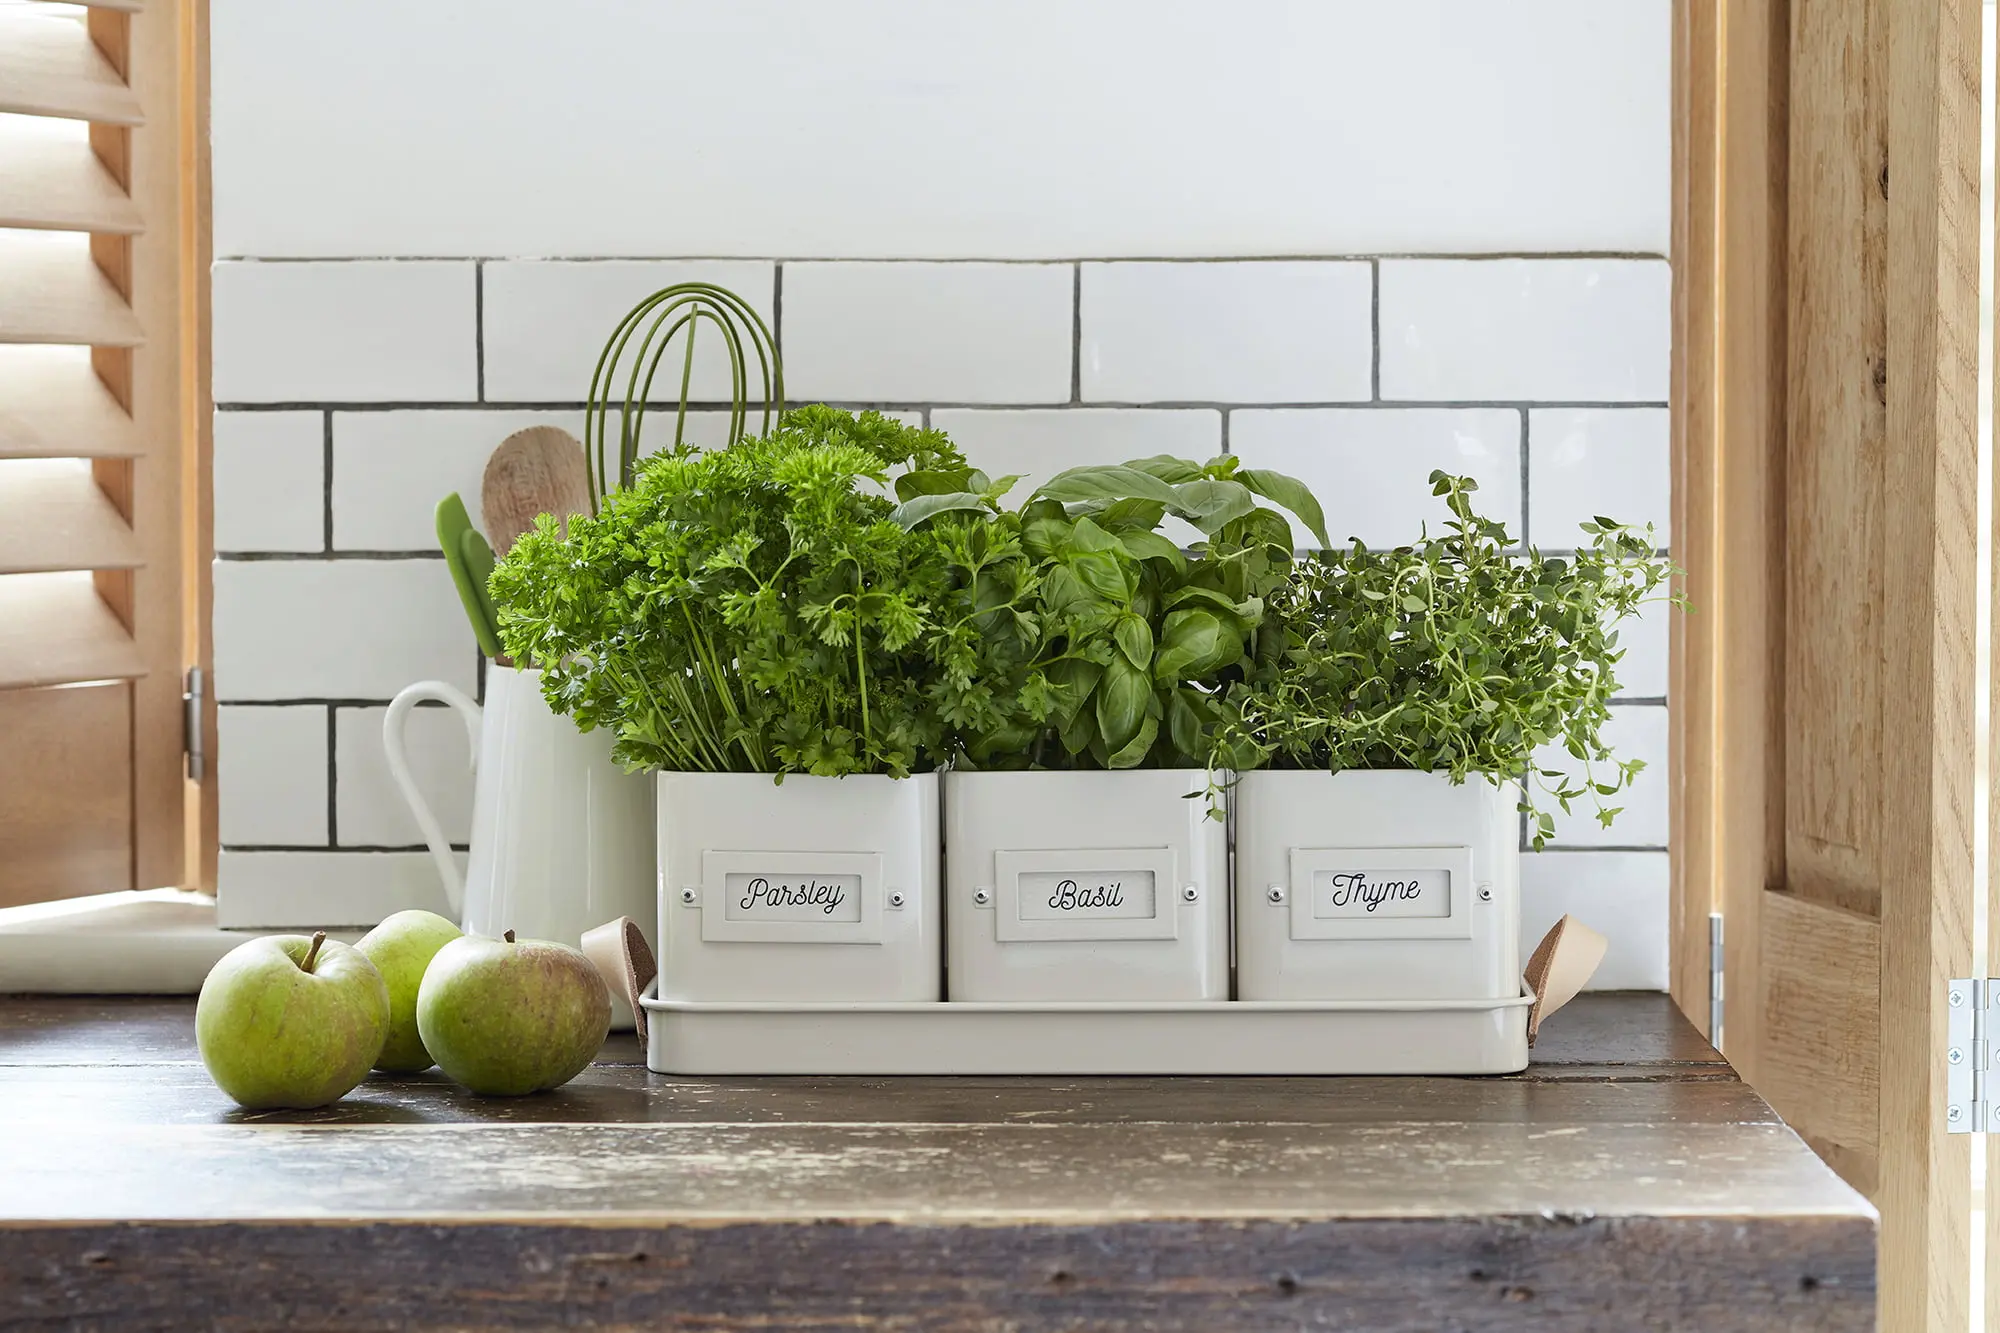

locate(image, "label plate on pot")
(724, 872), (865, 923)
(994, 848), (1181, 943)
(1287, 846), (1475, 941)
(700, 851), (885, 945)
(1310, 867), (1450, 920)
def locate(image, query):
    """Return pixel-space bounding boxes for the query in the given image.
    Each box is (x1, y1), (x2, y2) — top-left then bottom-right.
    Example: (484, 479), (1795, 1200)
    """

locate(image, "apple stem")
(301, 931), (327, 974)
(504, 929), (516, 944)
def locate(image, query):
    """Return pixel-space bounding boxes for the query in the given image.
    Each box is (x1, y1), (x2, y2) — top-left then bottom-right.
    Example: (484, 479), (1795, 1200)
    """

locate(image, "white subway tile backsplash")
(930, 408), (1222, 501)
(336, 704), (477, 848)
(483, 260), (777, 403)
(1080, 262), (1372, 404)
(217, 706), (328, 846)
(1531, 704), (1669, 848)
(1379, 260), (1670, 403)
(213, 560), (478, 701)
(1519, 850), (1668, 990)
(1529, 408), (1671, 548)
(212, 261), (478, 403)
(784, 263), (1072, 404)
(213, 412), (324, 553)
(216, 850), (455, 929)
(333, 410), (583, 551)
(1228, 409), (1521, 550)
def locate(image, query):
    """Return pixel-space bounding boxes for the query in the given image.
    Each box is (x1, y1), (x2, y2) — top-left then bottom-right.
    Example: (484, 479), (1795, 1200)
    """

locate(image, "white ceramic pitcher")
(383, 664), (655, 951)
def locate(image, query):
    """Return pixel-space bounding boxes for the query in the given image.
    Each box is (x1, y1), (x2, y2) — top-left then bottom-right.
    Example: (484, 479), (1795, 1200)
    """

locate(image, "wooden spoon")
(481, 426), (592, 555)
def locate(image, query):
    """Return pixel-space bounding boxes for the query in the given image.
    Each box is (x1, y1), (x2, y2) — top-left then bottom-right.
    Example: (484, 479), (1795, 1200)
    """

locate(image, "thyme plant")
(1214, 472), (1678, 845)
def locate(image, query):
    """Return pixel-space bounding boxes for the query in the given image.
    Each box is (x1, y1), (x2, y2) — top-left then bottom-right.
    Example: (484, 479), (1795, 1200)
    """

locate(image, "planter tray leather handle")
(582, 917), (657, 1043)
(1522, 913), (1609, 1046)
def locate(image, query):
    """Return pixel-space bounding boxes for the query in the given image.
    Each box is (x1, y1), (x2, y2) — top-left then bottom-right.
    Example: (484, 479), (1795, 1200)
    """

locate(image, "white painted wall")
(211, 1), (1669, 259)
(209, 0), (1674, 988)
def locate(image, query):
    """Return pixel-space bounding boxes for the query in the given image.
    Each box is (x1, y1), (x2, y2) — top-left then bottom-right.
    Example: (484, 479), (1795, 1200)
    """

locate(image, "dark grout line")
(218, 399), (1673, 414)
(215, 550), (445, 561)
(216, 251), (1673, 265)
(1518, 407), (1531, 548)
(771, 263), (784, 363)
(1070, 262), (1083, 404)
(325, 705), (338, 849)
(1369, 259), (1381, 401)
(473, 260), (486, 403)
(219, 698), (454, 708)
(224, 844), (472, 854)
(321, 410), (334, 553)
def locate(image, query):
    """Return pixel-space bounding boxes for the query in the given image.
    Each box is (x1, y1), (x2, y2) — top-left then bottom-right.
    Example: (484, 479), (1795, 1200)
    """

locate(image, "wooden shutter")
(0, 0), (210, 907)
(1672, 0), (1980, 1328)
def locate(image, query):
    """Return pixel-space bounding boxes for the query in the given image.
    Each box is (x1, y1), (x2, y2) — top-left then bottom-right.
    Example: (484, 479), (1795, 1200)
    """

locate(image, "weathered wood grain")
(0, 1064), (1780, 1128)
(0, 1120), (1872, 1225)
(0, 1216), (1875, 1333)
(0, 994), (1871, 1330)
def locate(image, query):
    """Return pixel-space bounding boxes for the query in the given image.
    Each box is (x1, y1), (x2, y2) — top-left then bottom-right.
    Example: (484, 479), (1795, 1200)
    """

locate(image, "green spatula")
(435, 493), (504, 658)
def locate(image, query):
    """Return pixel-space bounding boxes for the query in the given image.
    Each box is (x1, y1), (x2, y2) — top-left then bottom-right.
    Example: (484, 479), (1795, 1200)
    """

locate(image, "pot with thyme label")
(1216, 470), (1676, 1002)
(945, 769), (1227, 1002)
(1234, 769), (1518, 1000)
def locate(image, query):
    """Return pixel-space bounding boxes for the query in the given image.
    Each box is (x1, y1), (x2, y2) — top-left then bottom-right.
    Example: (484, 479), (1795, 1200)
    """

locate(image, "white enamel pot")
(383, 665), (656, 957)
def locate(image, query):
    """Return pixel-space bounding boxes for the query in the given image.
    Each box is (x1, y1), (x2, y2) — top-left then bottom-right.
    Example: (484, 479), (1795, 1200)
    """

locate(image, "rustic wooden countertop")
(0, 992), (1872, 1331)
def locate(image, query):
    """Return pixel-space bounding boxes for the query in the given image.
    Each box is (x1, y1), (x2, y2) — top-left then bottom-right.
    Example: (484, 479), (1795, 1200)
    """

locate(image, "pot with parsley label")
(490, 407), (972, 1003)
(1221, 472), (1677, 1002)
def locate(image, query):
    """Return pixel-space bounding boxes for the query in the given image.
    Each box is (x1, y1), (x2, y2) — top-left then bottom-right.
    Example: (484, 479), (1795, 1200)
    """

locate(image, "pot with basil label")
(1233, 769), (1519, 1001)
(944, 769), (1228, 1002)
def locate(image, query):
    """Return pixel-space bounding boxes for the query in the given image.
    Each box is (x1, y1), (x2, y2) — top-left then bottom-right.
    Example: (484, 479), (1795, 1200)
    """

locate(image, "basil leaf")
(1123, 454), (1206, 484)
(889, 492), (989, 529)
(1153, 608), (1240, 682)
(1104, 713), (1160, 769)
(1113, 614), (1154, 670)
(1170, 479), (1257, 533)
(1070, 550), (1135, 603)
(895, 469), (974, 502)
(1237, 468), (1332, 548)
(1095, 656), (1152, 753)
(1118, 530), (1186, 570)
(1037, 465), (1184, 507)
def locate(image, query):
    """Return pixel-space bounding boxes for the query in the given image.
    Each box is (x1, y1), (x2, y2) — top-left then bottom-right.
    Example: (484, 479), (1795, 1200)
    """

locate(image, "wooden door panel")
(1784, 0), (1886, 919)
(1675, 0), (1979, 1327)
(1756, 889), (1879, 1194)
(0, 681), (132, 906)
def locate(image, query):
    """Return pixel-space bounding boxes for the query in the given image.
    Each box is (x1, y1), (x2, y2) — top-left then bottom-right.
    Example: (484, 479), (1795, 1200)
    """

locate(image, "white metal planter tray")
(639, 989), (1540, 1075)
(605, 910), (1604, 1077)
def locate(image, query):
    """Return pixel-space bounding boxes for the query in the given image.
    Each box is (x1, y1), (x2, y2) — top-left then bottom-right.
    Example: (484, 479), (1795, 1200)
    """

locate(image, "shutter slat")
(0, 9), (145, 125)
(0, 117), (144, 233)
(0, 460), (143, 574)
(0, 231), (144, 346)
(0, 346), (141, 459)
(0, 572), (145, 689)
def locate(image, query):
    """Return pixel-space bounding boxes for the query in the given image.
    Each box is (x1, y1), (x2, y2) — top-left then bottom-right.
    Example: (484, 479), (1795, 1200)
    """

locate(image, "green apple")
(416, 930), (610, 1096)
(195, 932), (390, 1110)
(355, 909), (463, 1072)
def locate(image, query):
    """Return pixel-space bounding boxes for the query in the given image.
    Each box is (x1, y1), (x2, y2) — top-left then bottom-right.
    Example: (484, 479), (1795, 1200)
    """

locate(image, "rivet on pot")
(679, 886), (698, 906)
(973, 887), (993, 907)
(888, 890), (907, 909)
(1477, 885), (1494, 903)
(1266, 885), (1286, 904)
(1181, 884), (1199, 903)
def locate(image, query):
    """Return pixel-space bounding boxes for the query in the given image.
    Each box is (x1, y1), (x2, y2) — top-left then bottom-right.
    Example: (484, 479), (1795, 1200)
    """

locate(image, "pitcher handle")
(383, 680), (482, 917)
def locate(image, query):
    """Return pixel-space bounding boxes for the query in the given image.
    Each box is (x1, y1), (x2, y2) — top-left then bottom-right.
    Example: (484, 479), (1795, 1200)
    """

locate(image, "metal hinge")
(1709, 911), (1724, 1049)
(1947, 978), (2000, 1132)
(182, 667), (205, 783)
